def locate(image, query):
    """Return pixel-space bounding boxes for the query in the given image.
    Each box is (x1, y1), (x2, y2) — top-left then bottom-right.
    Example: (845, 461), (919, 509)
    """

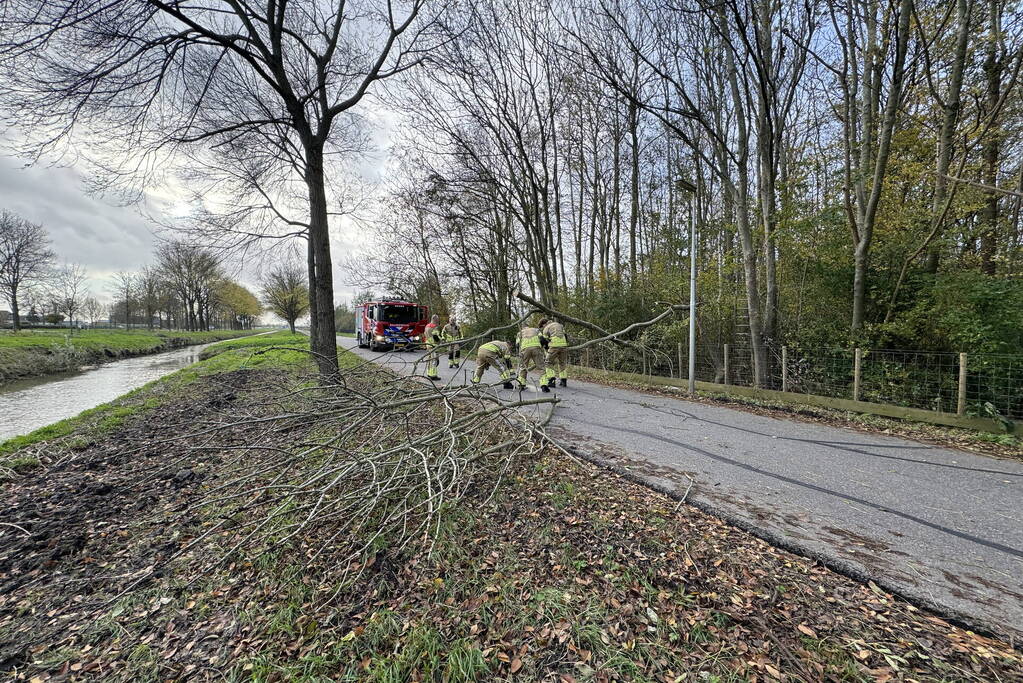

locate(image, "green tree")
(261, 265), (309, 334)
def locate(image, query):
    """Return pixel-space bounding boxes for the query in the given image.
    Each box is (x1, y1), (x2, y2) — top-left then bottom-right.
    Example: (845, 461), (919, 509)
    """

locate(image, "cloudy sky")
(0, 109), (396, 308)
(0, 157), (159, 298)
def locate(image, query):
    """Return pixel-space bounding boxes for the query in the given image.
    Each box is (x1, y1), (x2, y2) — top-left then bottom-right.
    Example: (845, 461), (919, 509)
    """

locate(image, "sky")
(0, 158), (159, 298)
(0, 107), (395, 310)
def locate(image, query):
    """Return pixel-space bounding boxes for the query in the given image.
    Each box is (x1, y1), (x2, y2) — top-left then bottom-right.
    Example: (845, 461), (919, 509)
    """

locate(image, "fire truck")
(355, 299), (430, 352)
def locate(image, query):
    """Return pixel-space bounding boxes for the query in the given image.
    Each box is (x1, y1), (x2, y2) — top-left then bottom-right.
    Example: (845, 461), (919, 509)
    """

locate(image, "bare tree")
(0, 211), (55, 331)
(830, 0), (915, 332)
(109, 272), (139, 329)
(52, 262), (90, 329)
(0, 0), (446, 377)
(137, 266), (163, 331)
(261, 263), (310, 334)
(156, 241), (224, 331)
(82, 296), (105, 327)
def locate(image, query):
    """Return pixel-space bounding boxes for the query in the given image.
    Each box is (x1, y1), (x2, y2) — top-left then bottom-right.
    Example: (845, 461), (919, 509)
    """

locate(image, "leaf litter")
(0, 364), (1020, 682)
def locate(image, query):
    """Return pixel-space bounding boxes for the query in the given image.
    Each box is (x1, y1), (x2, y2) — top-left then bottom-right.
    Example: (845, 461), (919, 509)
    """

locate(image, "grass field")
(0, 328), (264, 384)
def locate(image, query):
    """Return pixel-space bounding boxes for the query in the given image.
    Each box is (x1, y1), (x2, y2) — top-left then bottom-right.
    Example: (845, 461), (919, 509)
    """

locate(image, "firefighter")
(423, 314), (442, 380)
(540, 318), (569, 387)
(472, 339), (515, 389)
(516, 321), (549, 392)
(442, 315), (462, 369)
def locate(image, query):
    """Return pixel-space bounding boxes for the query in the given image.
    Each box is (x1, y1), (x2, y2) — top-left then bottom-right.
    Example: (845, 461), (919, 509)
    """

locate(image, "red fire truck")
(355, 299), (430, 352)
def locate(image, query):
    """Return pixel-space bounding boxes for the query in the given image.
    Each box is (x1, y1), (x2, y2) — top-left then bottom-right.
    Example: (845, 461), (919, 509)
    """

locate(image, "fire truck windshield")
(377, 305), (419, 324)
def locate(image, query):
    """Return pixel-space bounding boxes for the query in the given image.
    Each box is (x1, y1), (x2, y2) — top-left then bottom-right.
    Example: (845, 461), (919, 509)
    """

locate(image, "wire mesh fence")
(570, 340), (1023, 423)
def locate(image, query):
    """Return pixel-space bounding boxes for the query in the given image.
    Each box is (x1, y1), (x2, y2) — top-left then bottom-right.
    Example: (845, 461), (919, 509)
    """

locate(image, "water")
(0, 344), (210, 442)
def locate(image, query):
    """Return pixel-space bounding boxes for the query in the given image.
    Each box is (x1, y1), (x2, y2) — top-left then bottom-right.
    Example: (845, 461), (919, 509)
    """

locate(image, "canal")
(0, 344), (210, 442)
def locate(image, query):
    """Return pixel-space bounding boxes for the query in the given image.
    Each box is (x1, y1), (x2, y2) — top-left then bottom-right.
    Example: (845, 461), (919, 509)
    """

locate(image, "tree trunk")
(850, 0), (912, 333)
(10, 290), (20, 332)
(720, 5), (768, 387)
(628, 92), (640, 280)
(980, 0), (1002, 275)
(304, 145), (340, 378)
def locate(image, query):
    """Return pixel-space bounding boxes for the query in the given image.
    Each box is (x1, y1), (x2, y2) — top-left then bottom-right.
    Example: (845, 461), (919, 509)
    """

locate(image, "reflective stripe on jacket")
(517, 327), (542, 349)
(480, 340), (511, 357)
(541, 322), (568, 347)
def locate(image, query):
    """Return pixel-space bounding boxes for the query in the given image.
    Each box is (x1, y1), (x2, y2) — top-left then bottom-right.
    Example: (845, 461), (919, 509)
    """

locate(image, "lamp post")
(688, 195), (697, 394)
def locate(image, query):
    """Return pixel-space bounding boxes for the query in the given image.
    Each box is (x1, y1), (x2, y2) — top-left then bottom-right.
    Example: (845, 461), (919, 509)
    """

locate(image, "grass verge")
(0, 332), (309, 478)
(1, 339), (1019, 681)
(0, 328), (265, 385)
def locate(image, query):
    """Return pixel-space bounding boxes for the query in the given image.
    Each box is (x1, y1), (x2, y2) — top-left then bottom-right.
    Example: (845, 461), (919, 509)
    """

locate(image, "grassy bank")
(0, 328), (264, 385)
(1, 334), (1019, 681)
(0, 331), (308, 477)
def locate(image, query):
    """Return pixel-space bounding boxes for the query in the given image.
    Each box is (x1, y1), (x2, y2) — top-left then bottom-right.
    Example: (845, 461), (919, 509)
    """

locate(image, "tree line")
(2, 1), (1021, 381)
(352, 0), (1023, 386)
(1, 210), (265, 331)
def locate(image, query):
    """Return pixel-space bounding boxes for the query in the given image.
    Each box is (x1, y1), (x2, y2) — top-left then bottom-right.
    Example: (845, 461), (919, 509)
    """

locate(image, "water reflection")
(0, 345), (209, 442)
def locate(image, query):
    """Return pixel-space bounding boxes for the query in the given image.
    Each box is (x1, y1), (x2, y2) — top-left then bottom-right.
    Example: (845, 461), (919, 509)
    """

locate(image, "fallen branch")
(514, 290), (689, 352)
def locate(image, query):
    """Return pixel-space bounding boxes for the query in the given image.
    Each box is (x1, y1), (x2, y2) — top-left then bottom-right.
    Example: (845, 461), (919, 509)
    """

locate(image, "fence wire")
(570, 340), (1023, 422)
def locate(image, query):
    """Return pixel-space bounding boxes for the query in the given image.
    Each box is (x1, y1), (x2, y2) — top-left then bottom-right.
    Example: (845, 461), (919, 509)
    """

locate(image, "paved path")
(340, 339), (1023, 641)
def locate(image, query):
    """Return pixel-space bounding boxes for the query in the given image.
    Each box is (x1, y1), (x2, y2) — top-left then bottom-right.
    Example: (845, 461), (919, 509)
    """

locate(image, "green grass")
(0, 328), (269, 385)
(0, 327), (261, 351)
(0, 331), (314, 476)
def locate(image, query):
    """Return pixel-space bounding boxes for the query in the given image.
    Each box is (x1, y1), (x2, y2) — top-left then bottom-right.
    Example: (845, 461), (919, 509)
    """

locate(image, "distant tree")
(217, 280), (262, 330)
(334, 301), (357, 334)
(109, 271), (138, 329)
(0, 210), (55, 331)
(52, 262), (89, 329)
(137, 266), (163, 330)
(156, 242), (223, 331)
(262, 264), (309, 334)
(82, 296), (105, 326)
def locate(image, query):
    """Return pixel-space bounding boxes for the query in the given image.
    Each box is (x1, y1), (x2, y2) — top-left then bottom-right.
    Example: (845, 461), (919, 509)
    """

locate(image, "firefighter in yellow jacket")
(516, 322), (550, 392)
(540, 318), (569, 388)
(441, 316), (462, 369)
(473, 340), (515, 389)
(422, 314), (441, 380)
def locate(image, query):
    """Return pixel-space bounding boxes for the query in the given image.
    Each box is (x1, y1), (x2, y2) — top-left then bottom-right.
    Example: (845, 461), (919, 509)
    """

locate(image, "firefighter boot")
(559, 378), (567, 387)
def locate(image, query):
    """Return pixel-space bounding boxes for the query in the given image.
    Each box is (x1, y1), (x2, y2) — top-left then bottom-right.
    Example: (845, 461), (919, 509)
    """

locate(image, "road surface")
(339, 338), (1023, 641)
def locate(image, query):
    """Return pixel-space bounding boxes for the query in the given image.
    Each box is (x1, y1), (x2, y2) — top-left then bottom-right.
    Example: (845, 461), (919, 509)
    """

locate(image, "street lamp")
(688, 195), (697, 394)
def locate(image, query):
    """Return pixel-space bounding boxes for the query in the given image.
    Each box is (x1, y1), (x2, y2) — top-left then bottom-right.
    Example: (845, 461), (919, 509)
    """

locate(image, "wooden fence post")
(642, 348), (648, 376)
(723, 343), (730, 385)
(782, 346), (788, 393)
(957, 352), (967, 416)
(853, 347), (862, 402)
(677, 342), (683, 380)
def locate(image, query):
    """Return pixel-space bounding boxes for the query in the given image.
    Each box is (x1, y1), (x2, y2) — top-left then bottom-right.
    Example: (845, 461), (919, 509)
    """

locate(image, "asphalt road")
(339, 338), (1023, 641)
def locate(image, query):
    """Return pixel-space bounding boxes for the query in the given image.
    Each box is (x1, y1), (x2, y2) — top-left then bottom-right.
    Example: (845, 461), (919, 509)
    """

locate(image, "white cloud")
(0, 158), (158, 298)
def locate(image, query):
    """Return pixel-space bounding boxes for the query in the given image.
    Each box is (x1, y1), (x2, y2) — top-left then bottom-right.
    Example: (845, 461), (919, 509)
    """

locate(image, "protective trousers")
(542, 347), (568, 383)
(446, 339), (461, 367)
(517, 346), (545, 386)
(423, 324), (440, 379)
